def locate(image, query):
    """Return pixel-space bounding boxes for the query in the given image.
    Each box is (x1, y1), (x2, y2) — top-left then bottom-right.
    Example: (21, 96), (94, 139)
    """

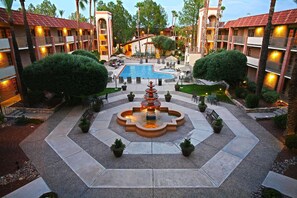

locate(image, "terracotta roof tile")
(0, 7), (93, 29)
(224, 9), (297, 28)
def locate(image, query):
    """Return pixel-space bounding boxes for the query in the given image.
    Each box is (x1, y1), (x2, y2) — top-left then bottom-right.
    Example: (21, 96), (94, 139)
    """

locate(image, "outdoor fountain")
(117, 81), (185, 138)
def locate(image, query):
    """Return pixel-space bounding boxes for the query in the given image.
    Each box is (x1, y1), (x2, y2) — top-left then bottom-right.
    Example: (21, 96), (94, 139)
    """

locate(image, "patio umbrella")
(109, 56), (118, 60)
(117, 54), (126, 58)
(165, 55), (178, 62)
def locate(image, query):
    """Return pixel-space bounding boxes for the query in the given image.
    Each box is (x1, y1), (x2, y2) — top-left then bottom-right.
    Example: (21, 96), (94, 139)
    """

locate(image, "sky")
(2, 0), (297, 24)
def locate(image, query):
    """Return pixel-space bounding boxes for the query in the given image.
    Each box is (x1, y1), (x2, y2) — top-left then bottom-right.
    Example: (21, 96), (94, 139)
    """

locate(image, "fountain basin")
(117, 107), (185, 138)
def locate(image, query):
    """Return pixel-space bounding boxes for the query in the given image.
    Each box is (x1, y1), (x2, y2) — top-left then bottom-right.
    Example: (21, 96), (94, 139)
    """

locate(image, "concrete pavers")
(262, 171), (297, 198)
(42, 93), (260, 189)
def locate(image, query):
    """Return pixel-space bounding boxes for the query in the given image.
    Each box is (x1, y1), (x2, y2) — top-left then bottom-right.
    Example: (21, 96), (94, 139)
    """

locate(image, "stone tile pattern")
(45, 94), (259, 188)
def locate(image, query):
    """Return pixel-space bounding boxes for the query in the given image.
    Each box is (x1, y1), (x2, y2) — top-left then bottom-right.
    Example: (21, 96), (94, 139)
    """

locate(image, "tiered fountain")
(117, 81), (185, 138)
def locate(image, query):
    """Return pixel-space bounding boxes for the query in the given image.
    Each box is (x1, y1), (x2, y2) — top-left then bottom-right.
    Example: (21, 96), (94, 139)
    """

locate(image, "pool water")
(119, 65), (175, 79)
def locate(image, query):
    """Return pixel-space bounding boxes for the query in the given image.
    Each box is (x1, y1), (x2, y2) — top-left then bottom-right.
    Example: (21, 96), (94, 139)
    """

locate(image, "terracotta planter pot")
(112, 148), (124, 157)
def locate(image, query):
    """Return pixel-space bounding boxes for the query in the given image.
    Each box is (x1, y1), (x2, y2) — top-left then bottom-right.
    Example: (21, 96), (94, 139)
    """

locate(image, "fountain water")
(117, 81), (185, 138)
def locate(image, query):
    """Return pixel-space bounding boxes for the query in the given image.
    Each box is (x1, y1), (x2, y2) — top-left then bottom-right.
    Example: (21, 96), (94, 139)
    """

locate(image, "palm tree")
(171, 10), (178, 36)
(213, 0), (223, 51)
(59, 10), (65, 18)
(255, 0), (276, 96)
(89, 0), (92, 50)
(200, 0), (209, 57)
(93, 0), (98, 26)
(19, 0), (36, 63)
(75, 0), (87, 49)
(1, 0), (27, 103)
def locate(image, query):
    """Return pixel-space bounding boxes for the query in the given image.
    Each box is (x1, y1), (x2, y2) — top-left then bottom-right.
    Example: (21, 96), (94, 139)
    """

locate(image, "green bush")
(72, 50), (99, 62)
(39, 191), (58, 198)
(15, 115), (30, 125)
(27, 90), (45, 105)
(23, 53), (108, 98)
(273, 114), (287, 129)
(0, 113), (5, 124)
(99, 60), (106, 64)
(235, 87), (248, 99)
(247, 81), (256, 93)
(262, 187), (282, 198)
(262, 90), (279, 103)
(285, 135), (297, 150)
(245, 94), (259, 108)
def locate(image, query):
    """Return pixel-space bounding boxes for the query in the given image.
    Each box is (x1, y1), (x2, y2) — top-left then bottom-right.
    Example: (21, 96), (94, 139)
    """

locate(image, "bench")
(206, 109), (219, 123)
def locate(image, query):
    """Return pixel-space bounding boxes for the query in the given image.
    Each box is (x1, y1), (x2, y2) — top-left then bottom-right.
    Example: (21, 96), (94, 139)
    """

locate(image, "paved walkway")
(17, 82), (283, 197)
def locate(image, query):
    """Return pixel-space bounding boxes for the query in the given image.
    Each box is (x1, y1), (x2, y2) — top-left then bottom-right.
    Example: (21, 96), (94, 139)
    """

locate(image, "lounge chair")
(127, 77), (132, 84)
(136, 77), (141, 84)
(119, 76), (124, 84)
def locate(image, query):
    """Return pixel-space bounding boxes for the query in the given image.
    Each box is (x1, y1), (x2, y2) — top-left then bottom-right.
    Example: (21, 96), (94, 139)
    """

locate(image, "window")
(67, 30), (72, 36)
(248, 29), (255, 37)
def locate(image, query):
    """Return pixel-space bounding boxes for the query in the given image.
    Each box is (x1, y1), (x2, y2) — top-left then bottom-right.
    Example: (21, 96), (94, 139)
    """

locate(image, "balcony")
(292, 38), (297, 50)
(54, 36), (64, 44)
(36, 36), (52, 46)
(269, 37), (287, 49)
(66, 36), (74, 43)
(82, 35), (89, 41)
(266, 61), (281, 74)
(100, 29), (107, 35)
(16, 36), (29, 48)
(0, 38), (10, 50)
(233, 36), (244, 44)
(0, 66), (16, 80)
(207, 35), (214, 41)
(285, 65), (293, 78)
(247, 56), (259, 66)
(207, 22), (216, 28)
(247, 37), (263, 46)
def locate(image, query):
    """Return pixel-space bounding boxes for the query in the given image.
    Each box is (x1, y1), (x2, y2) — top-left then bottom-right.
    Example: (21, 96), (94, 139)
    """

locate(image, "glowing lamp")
(1, 80), (9, 86)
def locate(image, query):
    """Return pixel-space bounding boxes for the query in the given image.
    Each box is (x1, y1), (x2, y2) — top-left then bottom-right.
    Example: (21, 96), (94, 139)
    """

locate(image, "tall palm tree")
(200, 0), (209, 57)
(1, 0), (27, 103)
(19, 0), (36, 63)
(93, 0), (98, 26)
(75, 0), (87, 49)
(171, 10), (178, 36)
(255, 0), (276, 96)
(59, 10), (65, 18)
(89, 0), (92, 50)
(213, 0), (223, 51)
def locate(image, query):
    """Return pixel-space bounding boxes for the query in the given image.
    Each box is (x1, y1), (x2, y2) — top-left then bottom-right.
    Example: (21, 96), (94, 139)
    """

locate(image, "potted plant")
(198, 96), (207, 112)
(92, 98), (103, 112)
(165, 91), (172, 102)
(127, 92), (135, 102)
(180, 138), (195, 157)
(79, 118), (91, 133)
(212, 118), (223, 133)
(175, 82), (180, 91)
(110, 139), (126, 157)
(122, 82), (127, 91)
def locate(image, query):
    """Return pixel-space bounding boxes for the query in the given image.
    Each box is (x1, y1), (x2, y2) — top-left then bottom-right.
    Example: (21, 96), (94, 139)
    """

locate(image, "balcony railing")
(233, 36), (244, 44)
(16, 36), (29, 48)
(0, 65), (16, 80)
(35, 36), (52, 46)
(54, 36), (64, 44)
(0, 38), (10, 50)
(66, 36), (74, 43)
(247, 37), (263, 46)
(207, 22), (216, 28)
(100, 29), (106, 35)
(269, 37), (287, 48)
(266, 61), (281, 74)
(292, 38), (297, 50)
(82, 35), (89, 40)
(247, 56), (259, 66)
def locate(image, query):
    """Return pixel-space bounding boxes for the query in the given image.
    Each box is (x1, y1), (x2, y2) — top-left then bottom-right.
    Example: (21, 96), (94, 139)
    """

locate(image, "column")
(231, 36), (235, 50)
(243, 36), (248, 55)
(276, 38), (293, 93)
(63, 36), (68, 53)
(51, 36), (56, 54)
(74, 36), (77, 51)
(227, 27), (233, 50)
(34, 37), (41, 60)
(220, 35), (224, 49)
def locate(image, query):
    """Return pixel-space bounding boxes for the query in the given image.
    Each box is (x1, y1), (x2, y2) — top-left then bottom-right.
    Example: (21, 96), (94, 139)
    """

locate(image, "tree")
(69, 11), (87, 22)
(179, 0), (203, 51)
(72, 49), (99, 62)
(287, 0), (297, 135)
(19, 0), (36, 63)
(213, 0), (224, 51)
(23, 53), (108, 99)
(1, 0), (27, 103)
(171, 10), (178, 36)
(256, 0), (276, 96)
(97, 0), (134, 46)
(59, 10), (65, 18)
(134, 0), (167, 35)
(152, 35), (175, 56)
(193, 50), (247, 86)
(93, 0), (98, 25)
(75, 0), (88, 49)
(27, 0), (57, 17)
(200, 0), (209, 57)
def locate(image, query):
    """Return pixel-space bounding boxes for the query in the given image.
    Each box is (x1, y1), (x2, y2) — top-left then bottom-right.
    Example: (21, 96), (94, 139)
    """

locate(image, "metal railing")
(233, 36), (244, 44)
(266, 61), (281, 74)
(269, 37), (287, 48)
(54, 36), (64, 44)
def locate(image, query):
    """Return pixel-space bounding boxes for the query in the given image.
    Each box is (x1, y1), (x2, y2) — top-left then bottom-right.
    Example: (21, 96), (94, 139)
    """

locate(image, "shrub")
(0, 113), (5, 124)
(235, 87), (248, 99)
(27, 90), (45, 105)
(15, 115), (30, 125)
(262, 187), (282, 198)
(262, 90), (280, 103)
(273, 114), (287, 129)
(285, 135), (297, 150)
(247, 81), (256, 93)
(99, 60), (106, 64)
(72, 50), (99, 62)
(245, 94), (259, 108)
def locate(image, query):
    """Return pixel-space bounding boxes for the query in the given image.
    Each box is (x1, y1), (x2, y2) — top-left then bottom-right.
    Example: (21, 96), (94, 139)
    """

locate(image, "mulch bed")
(0, 123), (41, 197)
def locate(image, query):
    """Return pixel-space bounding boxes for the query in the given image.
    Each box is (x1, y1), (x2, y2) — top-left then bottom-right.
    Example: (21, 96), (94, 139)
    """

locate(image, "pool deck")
(15, 77), (286, 197)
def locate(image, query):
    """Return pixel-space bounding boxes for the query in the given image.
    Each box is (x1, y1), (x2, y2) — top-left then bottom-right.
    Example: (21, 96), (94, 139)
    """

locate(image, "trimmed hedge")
(273, 114), (287, 129)
(285, 134), (297, 150)
(262, 90), (279, 103)
(23, 53), (108, 98)
(245, 94), (259, 108)
(235, 87), (248, 99)
(262, 187), (282, 198)
(72, 50), (99, 62)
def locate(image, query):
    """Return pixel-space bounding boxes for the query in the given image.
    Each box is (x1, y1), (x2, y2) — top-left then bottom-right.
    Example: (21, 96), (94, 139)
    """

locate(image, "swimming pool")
(119, 65), (175, 79)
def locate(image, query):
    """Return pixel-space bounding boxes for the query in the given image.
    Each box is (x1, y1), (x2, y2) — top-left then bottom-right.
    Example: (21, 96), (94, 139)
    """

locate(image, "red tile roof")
(224, 9), (297, 28)
(0, 8), (93, 29)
